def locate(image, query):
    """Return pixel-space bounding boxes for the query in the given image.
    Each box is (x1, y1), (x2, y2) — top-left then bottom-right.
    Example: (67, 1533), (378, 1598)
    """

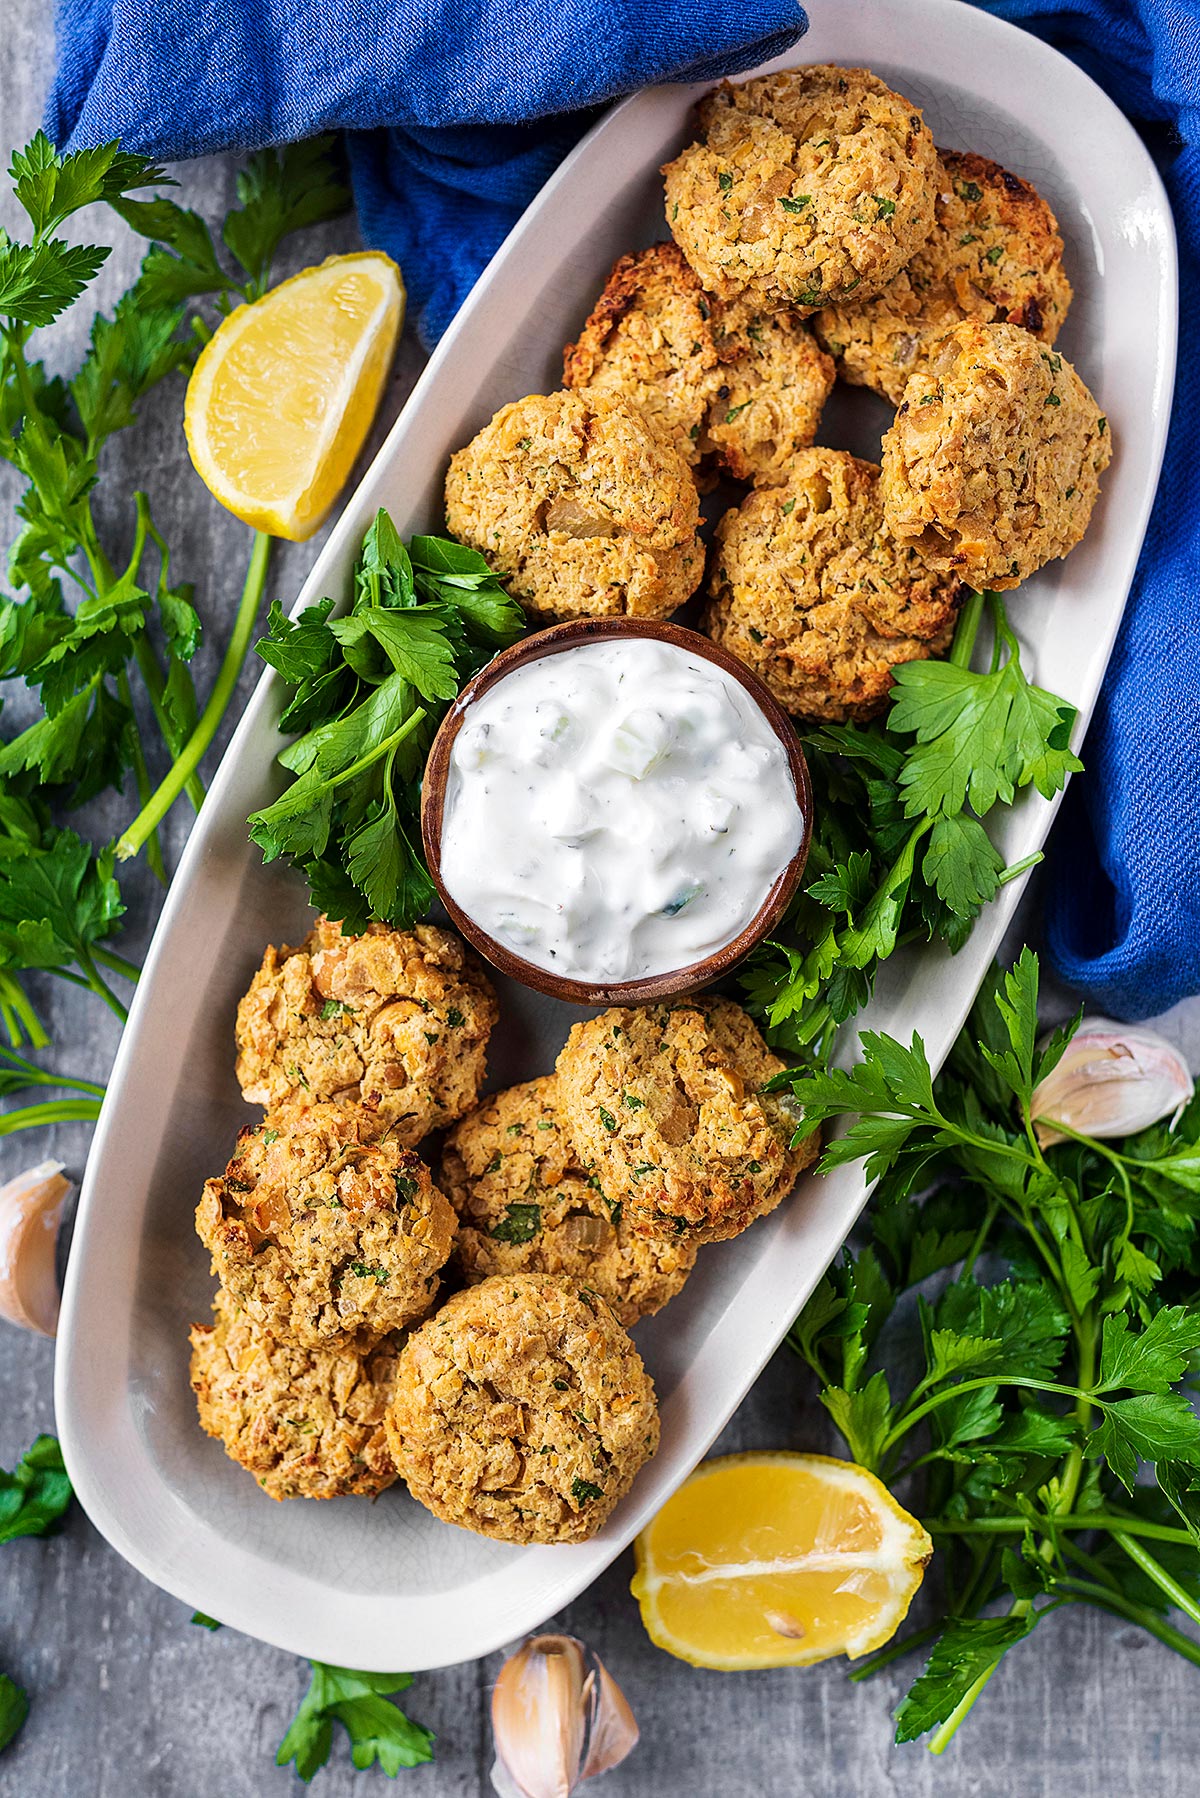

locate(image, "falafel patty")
(189, 1287), (399, 1501)
(663, 66), (938, 312)
(444, 389), (703, 623)
(814, 150), (1073, 405)
(196, 1104), (455, 1346)
(703, 448), (962, 722)
(440, 1076), (696, 1325)
(555, 998), (817, 1244)
(562, 243), (834, 484)
(702, 297), (836, 486)
(235, 917), (497, 1143)
(880, 319), (1111, 590)
(386, 1273), (659, 1544)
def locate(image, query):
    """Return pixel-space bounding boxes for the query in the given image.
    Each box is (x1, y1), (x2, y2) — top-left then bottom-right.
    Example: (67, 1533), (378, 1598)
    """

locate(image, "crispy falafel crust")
(440, 1076), (696, 1325)
(189, 1287), (399, 1501)
(814, 150), (1073, 405)
(235, 917), (497, 1143)
(196, 1104), (455, 1346)
(704, 447), (961, 722)
(444, 388), (703, 623)
(386, 1273), (660, 1544)
(562, 243), (834, 485)
(880, 319), (1111, 590)
(663, 66), (937, 312)
(555, 998), (817, 1245)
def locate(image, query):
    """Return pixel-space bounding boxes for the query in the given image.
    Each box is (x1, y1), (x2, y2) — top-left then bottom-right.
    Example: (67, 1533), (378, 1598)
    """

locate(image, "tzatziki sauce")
(437, 636), (804, 984)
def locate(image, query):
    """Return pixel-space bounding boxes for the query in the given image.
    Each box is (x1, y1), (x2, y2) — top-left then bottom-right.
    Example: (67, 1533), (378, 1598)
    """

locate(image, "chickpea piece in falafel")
(444, 389), (704, 623)
(880, 319), (1111, 590)
(663, 66), (938, 313)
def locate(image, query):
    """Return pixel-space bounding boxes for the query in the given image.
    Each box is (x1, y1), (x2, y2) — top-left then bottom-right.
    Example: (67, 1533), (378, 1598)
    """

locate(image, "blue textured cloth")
(45, 0), (1199, 1018)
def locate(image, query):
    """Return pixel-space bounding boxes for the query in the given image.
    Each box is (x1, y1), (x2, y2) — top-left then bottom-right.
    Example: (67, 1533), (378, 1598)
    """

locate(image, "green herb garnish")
(276, 1663), (433, 1782)
(490, 1204), (541, 1244)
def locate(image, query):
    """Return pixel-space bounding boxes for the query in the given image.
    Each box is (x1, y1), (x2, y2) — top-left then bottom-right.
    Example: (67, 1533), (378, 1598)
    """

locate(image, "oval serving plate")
(56, 0), (1176, 1671)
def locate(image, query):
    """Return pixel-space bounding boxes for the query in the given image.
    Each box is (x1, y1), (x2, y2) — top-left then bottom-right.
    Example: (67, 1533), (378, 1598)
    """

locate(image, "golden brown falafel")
(444, 389), (704, 623)
(235, 917), (497, 1144)
(663, 66), (938, 312)
(814, 150), (1073, 405)
(195, 1104), (455, 1346)
(704, 448), (962, 722)
(386, 1273), (659, 1544)
(702, 297), (836, 486)
(555, 998), (816, 1244)
(440, 1076), (696, 1325)
(189, 1287), (400, 1500)
(880, 319), (1111, 590)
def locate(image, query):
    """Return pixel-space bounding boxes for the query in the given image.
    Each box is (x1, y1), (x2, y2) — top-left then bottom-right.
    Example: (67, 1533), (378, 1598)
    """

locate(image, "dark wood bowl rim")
(420, 617), (813, 1007)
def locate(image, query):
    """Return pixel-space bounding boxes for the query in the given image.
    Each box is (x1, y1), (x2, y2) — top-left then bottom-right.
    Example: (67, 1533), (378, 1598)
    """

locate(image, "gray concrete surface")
(2, 4), (1198, 1793)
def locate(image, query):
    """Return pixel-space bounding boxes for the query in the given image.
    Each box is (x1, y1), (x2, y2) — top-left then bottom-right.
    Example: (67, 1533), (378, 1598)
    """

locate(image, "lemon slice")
(632, 1452), (932, 1670)
(184, 252), (404, 541)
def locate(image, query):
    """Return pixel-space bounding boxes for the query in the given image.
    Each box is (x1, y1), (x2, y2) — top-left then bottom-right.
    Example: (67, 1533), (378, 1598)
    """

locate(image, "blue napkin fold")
(44, 0), (1200, 1019)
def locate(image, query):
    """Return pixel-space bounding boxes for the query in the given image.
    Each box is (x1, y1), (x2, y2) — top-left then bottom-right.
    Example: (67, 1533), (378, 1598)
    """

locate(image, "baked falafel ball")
(663, 66), (938, 312)
(444, 389), (704, 623)
(814, 150), (1073, 405)
(562, 243), (727, 463)
(702, 298), (836, 486)
(440, 1076), (696, 1325)
(703, 448), (962, 722)
(235, 918), (497, 1143)
(880, 319), (1111, 590)
(196, 1104), (455, 1346)
(561, 243), (834, 484)
(555, 998), (817, 1245)
(386, 1273), (660, 1544)
(189, 1287), (399, 1501)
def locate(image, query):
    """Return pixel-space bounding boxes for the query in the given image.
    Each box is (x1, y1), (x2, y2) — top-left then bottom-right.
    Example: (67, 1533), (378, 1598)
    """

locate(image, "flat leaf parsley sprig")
(249, 508), (525, 929)
(783, 950), (1200, 1751)
(741, 589), (1079, 1066)
(0, 132), (350, 1130)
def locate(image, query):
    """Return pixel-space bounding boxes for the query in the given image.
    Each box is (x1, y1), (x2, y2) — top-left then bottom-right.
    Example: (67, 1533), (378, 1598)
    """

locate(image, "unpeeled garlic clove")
(491, 1633), (639, 1798)
(0, 1160), (71, 1336)
(1032, 1020), (1194, 1148)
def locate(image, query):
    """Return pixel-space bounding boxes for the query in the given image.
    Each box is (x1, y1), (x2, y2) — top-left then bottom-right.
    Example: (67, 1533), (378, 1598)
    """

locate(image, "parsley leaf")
(276, 1663), (433, 1782)
(0, 1434), (73, 1543)
(894, 1617), (1034, 1743)
(0, 1674), (29, 1754)
(489, 1203), (541, 1244)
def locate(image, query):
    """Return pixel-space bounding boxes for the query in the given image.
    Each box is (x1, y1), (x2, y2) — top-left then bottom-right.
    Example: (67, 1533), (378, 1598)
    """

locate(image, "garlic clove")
(491, 1633), (638, 1798)
(578, 1660), (638, 1781)
(0, 1160), (71, 1336)
(1032, 1020), (1195, 1148)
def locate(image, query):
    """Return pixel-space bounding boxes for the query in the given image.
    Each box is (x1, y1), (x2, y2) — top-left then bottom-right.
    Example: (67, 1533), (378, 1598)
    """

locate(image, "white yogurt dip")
(437, 636), (804, 984)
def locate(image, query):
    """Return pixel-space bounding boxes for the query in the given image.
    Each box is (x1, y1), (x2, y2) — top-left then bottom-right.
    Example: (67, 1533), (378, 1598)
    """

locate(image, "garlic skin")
(1032, 1021), (1195, 1148)
(0, 1160), (71, 1336)
(491, 1634), (639, 1798)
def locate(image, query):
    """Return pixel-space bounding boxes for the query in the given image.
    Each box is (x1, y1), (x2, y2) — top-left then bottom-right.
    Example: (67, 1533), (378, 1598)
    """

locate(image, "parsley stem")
(116, 530), (272, 862)
(846, 1621), (941, 1682)
(1054, 1578), (1200, 1667)
(1111, 1532), (1200, 1630)
(883, 1374), (1087, 1452)
(131, 636), (207, 813)
(928, 1513), (1197, 1546)
(0, 974), (48, 1051)
(997, 851), (1043, 886)
(76, 948), (129, 1026)
(92, 947), (141, 984)
(0, 1046), (105, 1097)
(118, 668), (167, 885)
(0, 1097), (104, 1136)
(948, 589), (985, 668)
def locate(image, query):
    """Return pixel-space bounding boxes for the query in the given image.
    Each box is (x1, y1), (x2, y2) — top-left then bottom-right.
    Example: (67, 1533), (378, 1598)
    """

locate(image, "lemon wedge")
(184, 252), (404, 541)
(632, 1451), (932, 1670)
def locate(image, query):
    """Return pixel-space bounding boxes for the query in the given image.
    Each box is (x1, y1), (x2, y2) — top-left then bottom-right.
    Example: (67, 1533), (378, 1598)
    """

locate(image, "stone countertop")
(1, 6), (1197, 1793)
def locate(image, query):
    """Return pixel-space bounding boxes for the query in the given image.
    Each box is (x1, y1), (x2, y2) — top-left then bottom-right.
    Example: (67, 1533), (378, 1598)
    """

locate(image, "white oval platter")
(55, 0), (1177, 1671)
